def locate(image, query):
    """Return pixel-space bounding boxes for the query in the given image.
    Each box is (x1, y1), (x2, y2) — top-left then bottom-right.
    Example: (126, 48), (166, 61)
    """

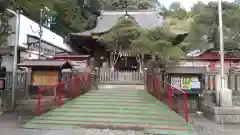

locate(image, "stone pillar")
(215, 74), (232, 106)
(220, 88), (232, 107)
(215, 74), (221, 105)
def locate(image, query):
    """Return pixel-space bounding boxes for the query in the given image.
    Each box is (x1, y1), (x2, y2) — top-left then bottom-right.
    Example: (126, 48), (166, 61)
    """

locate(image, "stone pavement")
(1, 112), (240, 135)
(2, 113), (240, 135)
(190, 114), (240, 135)
(0, 111), (144, 135)
(0, 128), (145, 135)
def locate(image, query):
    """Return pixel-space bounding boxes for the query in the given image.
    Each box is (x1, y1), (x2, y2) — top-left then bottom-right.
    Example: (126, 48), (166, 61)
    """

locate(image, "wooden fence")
(2, 71), (84, 103)
(4, 71), (240, 100)
(99, 68), (144, 85)
(204, 72), (240, 91)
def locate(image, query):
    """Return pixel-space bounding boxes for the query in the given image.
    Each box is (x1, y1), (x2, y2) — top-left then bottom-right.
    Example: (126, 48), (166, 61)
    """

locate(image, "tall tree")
(103, 0), (153, 10)
(164, 2), (188, 20)
(182, 1), (240, 54)
(130, 19), (188, 68)
(235, 0), (240, 4)
(0, 0), (13, 61)
(11, 0), (99, 36)
(169, 2), (181, 10)
(0, 12), (13, 63)
(98, 15), (142, 70)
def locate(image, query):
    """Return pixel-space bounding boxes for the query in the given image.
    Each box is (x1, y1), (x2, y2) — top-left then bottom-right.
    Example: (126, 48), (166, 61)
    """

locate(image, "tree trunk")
(110, 45), (122, 71)
(136, 53), (144, 74)
(110, 51), (120, 71)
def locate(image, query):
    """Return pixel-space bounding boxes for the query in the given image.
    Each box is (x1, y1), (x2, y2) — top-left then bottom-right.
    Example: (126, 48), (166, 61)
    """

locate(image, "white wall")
(7, 14), (72, 52)
(1, 55), (14, 71)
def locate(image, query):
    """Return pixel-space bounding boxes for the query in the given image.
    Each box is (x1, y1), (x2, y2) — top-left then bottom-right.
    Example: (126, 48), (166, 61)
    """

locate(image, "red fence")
(36, 73), (92, 116)
(145, 72), (189, 122)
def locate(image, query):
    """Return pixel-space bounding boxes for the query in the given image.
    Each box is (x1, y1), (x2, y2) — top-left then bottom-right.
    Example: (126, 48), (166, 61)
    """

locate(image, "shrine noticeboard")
(170, 76), (201, 91)
(32, 71), (59, 86)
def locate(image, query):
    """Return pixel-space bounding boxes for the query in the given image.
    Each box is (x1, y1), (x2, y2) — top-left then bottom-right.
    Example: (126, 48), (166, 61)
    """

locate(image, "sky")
(158, 0), (235, 11)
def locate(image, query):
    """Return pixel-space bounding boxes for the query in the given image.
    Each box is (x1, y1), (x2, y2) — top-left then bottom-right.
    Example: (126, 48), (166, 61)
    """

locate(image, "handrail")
(163, 81), (189, 122)
(36, 73), (93, 116)
(36, 83), (62, 116)
(163, 81), (187, 94)
(145, 73), (189, 123)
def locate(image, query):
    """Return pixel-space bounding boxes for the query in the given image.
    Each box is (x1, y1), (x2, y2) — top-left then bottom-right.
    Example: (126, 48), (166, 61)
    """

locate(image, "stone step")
(23, 86), (195, 135)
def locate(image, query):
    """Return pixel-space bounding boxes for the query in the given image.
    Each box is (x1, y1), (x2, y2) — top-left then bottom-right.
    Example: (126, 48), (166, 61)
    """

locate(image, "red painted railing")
(145, 73), (189, 122)
(36, 73), (92, 116)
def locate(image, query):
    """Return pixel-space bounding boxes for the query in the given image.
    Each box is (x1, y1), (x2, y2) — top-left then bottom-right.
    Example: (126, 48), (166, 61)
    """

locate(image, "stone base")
(200, 101), (240, 124)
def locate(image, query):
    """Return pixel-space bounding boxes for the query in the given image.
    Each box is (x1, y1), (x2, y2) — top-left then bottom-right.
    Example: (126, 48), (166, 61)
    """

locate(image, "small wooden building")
(18, 60), (72, 96)
(17, 60), (73, 113)
(52, 55), (93, 71)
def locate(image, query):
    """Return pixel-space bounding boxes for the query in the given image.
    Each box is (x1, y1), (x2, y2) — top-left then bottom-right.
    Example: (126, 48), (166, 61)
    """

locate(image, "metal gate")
(99, 68), (144, 85)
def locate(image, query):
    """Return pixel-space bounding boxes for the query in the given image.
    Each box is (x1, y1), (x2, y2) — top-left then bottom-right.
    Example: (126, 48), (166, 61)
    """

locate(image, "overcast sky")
(159, 0), (235, 11)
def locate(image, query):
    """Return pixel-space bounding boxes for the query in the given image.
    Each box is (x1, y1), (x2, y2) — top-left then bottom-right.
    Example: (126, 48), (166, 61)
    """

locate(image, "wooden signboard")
(32, 71), (59, 86)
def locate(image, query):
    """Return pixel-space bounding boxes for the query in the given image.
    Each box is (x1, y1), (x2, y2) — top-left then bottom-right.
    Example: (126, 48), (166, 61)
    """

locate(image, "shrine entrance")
(99, 68), (144, 85)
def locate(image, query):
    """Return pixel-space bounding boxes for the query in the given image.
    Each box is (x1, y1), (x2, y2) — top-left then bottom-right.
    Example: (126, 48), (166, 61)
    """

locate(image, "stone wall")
(200, 100), (240, 124)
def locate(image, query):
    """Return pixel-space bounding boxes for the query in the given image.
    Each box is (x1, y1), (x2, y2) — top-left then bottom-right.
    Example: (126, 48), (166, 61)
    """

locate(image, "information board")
(170, 77), (181, 89)
(32, 71), (58, 86)
(181, 77), (191, 90)
(170, 76), (201, 91)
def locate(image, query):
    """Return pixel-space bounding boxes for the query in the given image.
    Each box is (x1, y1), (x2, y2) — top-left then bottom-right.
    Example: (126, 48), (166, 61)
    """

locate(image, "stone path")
(23, 86), (196, 135)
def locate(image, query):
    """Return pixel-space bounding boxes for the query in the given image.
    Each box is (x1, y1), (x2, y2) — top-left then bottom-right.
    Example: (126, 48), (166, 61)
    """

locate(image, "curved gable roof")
(91, 10), (163, 34)
(71, 10), (163, 36)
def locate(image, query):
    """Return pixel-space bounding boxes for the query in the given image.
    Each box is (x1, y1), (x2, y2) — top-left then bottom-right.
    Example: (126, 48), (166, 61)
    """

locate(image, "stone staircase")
(23, 86), (196, 135)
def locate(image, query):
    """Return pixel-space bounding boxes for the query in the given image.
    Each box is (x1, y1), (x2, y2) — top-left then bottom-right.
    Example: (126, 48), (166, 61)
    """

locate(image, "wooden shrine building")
(69, 10), (163, 70)
(181, 48), (240, 72)
(69, 10), (187, 71)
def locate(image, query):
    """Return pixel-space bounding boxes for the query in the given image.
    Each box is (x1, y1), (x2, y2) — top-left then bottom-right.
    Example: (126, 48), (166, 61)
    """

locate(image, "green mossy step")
(24, 121), (193, 132)
(23, 87), (195, 135)
(26, 119), (191, 129)
(53, 107), (179, 116)
(58, 105), (169, 112)
(144, 129), (196, 135)
(42, 112), (180, 119)
(79, 95), (153, 100)
(73, 98), (163, 104)
(63, 101), (164, 107)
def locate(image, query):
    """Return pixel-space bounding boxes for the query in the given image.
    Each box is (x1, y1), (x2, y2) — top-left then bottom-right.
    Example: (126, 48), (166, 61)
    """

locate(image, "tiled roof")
(166, 66), (206, 74)
(72, 10), (163, 35)
(18, 60), (72, 69)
